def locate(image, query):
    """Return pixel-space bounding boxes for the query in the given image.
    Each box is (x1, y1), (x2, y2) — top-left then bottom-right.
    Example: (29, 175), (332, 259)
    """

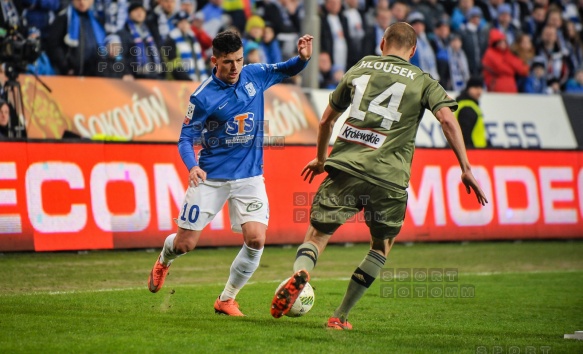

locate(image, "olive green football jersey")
(326, 55), (458, 191)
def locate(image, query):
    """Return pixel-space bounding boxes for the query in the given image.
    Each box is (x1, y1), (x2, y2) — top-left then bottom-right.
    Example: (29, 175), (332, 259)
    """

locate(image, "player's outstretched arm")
(270, 35), (312, 79)
(435, 107), (488, 206)
(301, 104), (343, 183)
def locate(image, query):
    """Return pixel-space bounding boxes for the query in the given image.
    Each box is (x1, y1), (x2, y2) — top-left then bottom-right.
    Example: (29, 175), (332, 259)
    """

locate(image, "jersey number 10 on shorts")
(180, 203), (200, 223)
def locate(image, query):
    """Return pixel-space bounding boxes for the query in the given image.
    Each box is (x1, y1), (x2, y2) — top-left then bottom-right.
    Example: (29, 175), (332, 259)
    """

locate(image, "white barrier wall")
(309, 90), (579, 149)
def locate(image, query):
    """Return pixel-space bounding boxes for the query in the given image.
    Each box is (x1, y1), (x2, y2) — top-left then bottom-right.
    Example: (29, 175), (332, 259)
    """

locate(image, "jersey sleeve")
(328, 70), (352, 112)
(421, 75), (458, 114)
(247, 56), (309, 89)
(177, 95), (210, 171)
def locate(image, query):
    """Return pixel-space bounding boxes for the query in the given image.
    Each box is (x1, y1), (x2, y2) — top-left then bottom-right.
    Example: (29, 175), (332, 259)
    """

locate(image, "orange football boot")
(327, 317), (353, 330)
(148, 256), (170, 293)
(270, 269), (310, 318)
(214, 297), (245, 316)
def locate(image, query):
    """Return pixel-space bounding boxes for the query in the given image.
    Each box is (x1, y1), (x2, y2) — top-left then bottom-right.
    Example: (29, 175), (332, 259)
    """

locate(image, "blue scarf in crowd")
(127, 19), (161, 70)
(169, 27), (208, 82)
(154, 5), (174, 41)
(94, 0), (128, 34)
(64, 5), (106, 48)
(448, 48), (470, 92)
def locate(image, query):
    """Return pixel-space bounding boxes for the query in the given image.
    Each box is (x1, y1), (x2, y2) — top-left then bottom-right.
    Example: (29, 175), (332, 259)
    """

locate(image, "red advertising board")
(0, 142), (581, 252)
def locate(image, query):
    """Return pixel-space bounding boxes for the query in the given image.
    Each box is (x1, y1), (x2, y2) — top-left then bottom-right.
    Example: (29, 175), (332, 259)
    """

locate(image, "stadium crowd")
(0, 0), (582, 94)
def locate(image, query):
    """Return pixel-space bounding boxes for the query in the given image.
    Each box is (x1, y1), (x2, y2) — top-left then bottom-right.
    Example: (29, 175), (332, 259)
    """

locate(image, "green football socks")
(333, 250), (386, 321)
(293, 242), (319, 272)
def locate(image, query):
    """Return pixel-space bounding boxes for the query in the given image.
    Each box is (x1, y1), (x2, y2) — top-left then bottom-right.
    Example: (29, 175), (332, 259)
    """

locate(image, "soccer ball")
(275, 278), (315, 317)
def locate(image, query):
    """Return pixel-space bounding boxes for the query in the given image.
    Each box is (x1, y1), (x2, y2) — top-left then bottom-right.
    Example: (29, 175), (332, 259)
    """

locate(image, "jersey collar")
(386, 55), (409, 63)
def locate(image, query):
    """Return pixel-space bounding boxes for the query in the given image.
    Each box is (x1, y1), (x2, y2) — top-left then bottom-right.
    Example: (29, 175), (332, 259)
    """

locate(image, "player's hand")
(461, 170), (488, 206)
(189, 166), (207, 187)
(301, 158), (325, 184)
(297, 34), (313, 61)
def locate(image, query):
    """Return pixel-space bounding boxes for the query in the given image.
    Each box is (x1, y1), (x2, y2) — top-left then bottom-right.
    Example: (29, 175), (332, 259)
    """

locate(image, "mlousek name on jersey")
(358, 61), (416, 80)
(338, 124), (386, 149)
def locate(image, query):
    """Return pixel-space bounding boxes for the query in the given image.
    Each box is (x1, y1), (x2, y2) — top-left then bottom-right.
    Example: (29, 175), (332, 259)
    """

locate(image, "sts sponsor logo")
(226, 113), (254, 136)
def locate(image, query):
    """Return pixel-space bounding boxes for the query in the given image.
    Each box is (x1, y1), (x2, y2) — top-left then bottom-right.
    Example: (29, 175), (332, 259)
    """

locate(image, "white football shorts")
(175, 175), (269, 233)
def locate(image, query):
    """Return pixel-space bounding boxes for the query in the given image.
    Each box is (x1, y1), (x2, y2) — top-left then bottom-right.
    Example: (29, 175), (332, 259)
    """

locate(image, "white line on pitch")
(2, 269), (581, 297)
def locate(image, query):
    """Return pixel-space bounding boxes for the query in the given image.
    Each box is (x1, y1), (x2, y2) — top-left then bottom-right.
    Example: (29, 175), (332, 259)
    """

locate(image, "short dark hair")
(212, 30), (243, 57)
(531, 61), (545, 70)
(384, 22), (417, 50)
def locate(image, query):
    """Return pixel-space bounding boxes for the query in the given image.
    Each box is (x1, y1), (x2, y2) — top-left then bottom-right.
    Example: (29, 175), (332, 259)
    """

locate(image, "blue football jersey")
(178, 56), (309, 179)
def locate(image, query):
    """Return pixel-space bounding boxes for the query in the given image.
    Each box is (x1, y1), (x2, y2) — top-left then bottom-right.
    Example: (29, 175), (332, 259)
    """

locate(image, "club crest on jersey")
(184, 103), (195, 124)
(244, 82), (256, 97)
(226, 112), (254, 136)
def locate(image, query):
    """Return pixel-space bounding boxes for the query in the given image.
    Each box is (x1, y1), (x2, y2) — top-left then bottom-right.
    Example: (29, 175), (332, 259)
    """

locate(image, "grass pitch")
(1, 241), (582, 353)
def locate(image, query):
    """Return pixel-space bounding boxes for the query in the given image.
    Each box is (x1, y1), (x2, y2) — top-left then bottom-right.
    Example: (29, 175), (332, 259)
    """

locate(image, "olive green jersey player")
(271, 23), (488, 330)
(326, 55), (457, 191)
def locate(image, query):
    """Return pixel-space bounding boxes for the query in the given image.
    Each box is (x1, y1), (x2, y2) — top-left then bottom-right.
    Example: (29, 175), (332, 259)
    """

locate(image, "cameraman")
(1, 0), (47, 78)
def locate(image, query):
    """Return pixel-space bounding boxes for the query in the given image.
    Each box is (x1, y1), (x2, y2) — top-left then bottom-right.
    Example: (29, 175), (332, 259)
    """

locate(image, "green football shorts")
(310, 168), (408, 239)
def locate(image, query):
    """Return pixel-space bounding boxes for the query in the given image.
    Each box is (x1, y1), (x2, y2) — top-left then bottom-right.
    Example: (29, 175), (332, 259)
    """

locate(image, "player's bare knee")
(242, 222), (266, 249)
(245, 236), (264, 250)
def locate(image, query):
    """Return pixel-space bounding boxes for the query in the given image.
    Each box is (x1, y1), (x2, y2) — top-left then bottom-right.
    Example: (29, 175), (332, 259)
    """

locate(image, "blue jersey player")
(148, 30), (313, 316)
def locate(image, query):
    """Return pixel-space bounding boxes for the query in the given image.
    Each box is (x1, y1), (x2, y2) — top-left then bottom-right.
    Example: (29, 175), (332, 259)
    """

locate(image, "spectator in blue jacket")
(523, 60), (547, 94)
(450, 0), (475, 32)
(21, 0), (61, 46)
(261, 22), (282, 64)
